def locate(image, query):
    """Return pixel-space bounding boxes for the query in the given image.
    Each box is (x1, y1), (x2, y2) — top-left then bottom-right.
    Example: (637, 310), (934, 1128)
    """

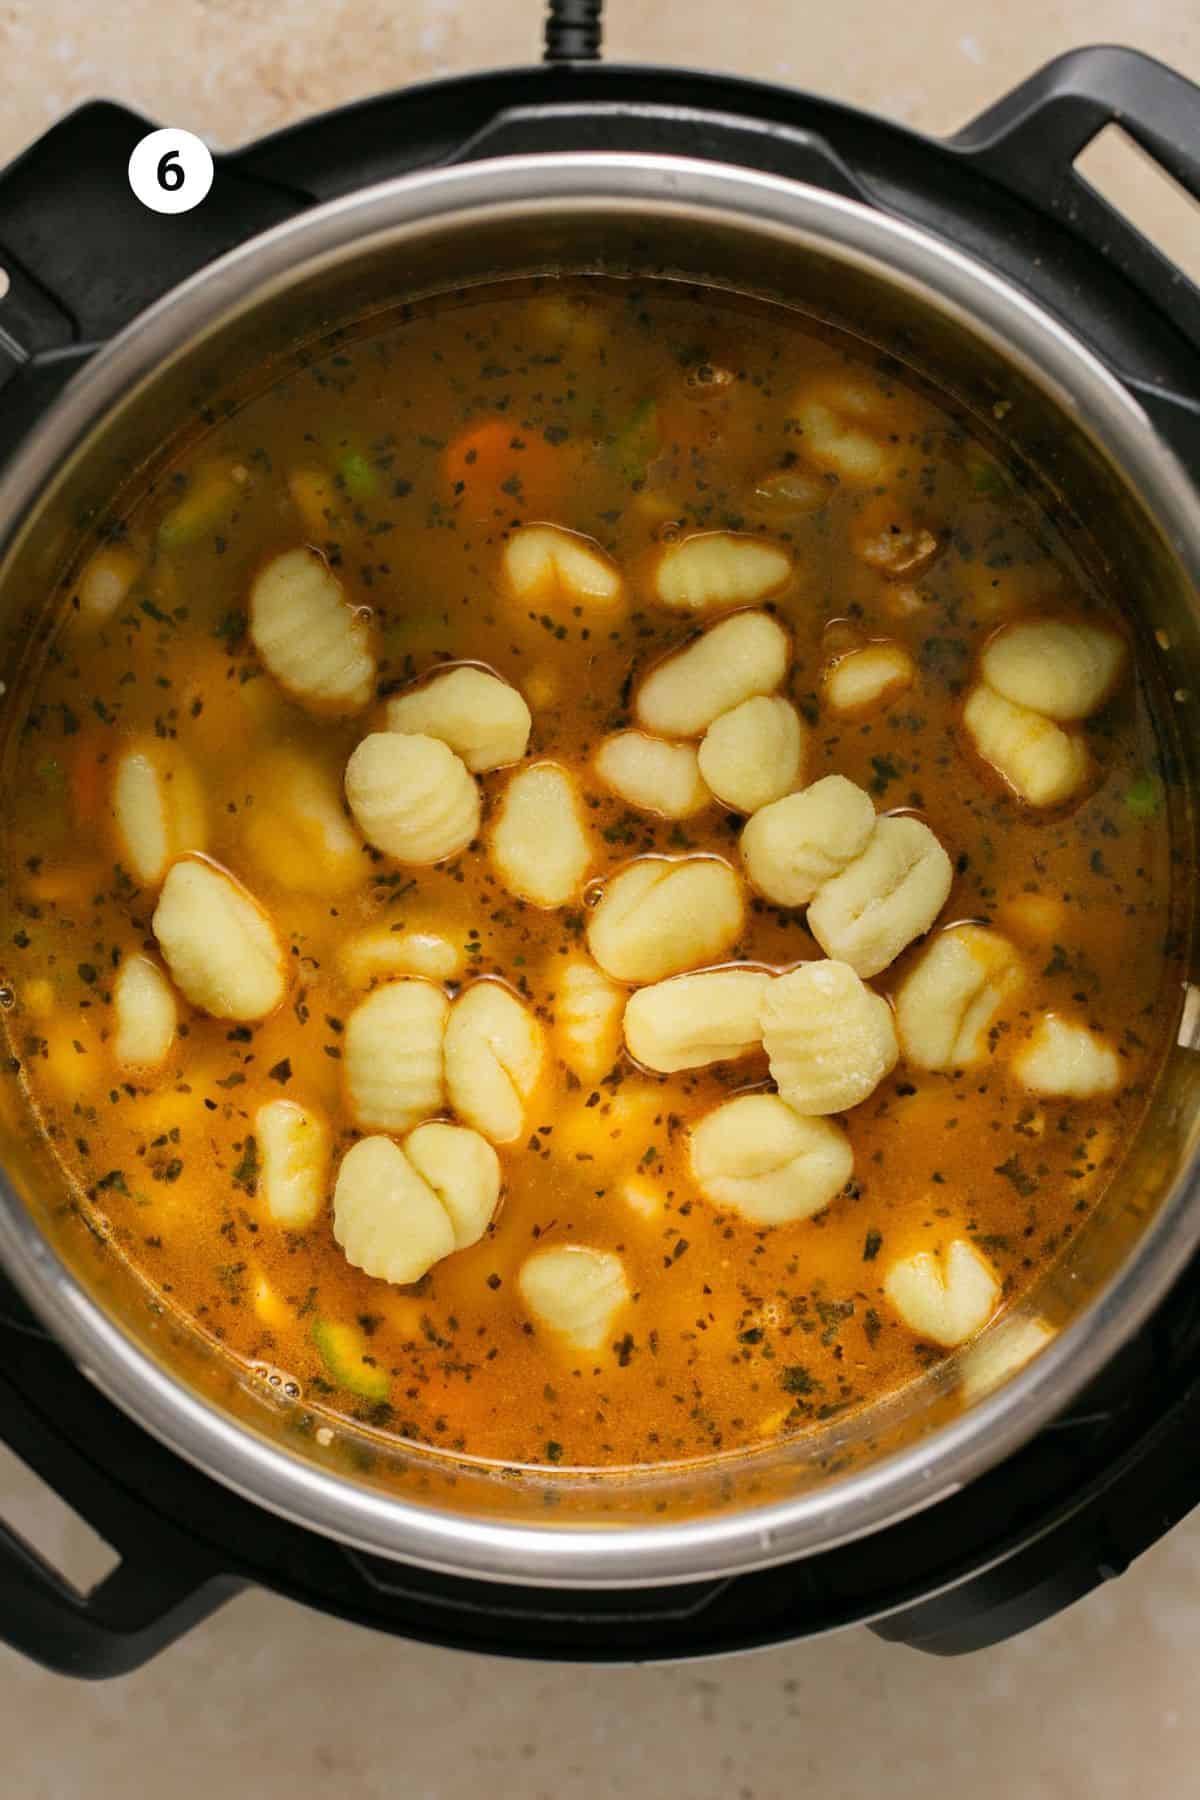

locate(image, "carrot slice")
(442, 418), (565, 520)
(70, 735), (110, 825)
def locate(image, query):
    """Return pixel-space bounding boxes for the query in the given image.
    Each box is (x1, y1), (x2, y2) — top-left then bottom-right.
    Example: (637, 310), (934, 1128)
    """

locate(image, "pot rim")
(0, 150), (1196, 1590)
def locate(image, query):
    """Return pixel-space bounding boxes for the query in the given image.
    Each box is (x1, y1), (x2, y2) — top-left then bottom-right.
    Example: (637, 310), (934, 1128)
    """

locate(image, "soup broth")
(0, 279), (1180, 1469)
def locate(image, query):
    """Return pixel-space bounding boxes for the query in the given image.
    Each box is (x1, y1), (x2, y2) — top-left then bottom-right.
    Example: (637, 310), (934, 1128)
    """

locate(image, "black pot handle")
(0, 1307), (243, 1678)
(0, 99), (306, 451)
(952, 46), (1200, 350)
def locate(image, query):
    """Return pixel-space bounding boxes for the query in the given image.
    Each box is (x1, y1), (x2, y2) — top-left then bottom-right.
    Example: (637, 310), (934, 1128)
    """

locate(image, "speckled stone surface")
(2, 3), (1200, 1790)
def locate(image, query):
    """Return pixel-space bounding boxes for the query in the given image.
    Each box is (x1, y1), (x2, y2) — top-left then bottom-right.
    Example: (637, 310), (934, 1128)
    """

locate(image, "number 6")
(157, 149), (184, 192)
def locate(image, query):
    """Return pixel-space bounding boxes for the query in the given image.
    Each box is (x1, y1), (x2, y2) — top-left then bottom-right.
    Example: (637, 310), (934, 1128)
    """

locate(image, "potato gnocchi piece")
(587, 856), (744, 985)
(502, 524), (624, 616)
(652, 531), (792, 612)
(981, 617), (1126, 721)
(385, 665), (531, 772)
(332, 1135), (456, 1287)
(999, 891), (1067, 943)
(255, 1099), (329, 1230)
(405, 1121), (501, 1251)
(241, 747), (363, 895)
(962, 683), (1090, 808)
(518, 1245), (631, 1353)
(761, 960), (898, 1114)
(1013, 1014), (1120, 1098)
(249, 546), (375, 713)
(444, 980), (544, 1145)
(343, 979), (449, 1132)
(697, 695), (804, 815)
(896, 925), (1024, 1071)
(824, 643), (916, 715)
(338, 925), (462, 988)
(690, 1093), (853, 1226)
(635, 610), (790, 739)
(594, 732), (710, 819)
(624, 968), (772, 1073)
(958, 1315), (1055, 1403)
(740, 774), (876, 908)
(884, 1239), (1000, 1347)
(152, 857), (285, 1021)
(111, 741), (207, 888)
(808, 814), (953, 978)
(491, 762), (592, 906)
(345, 731), (480, 864)
(556, 958), (624, 1082)
(75, 544), (141, 625)
(112, 954), (177, 1070)
(789, 380), (893, 485)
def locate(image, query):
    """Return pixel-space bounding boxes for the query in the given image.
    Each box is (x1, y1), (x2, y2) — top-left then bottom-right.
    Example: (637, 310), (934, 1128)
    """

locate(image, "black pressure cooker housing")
(2, 41), (1200, 1676)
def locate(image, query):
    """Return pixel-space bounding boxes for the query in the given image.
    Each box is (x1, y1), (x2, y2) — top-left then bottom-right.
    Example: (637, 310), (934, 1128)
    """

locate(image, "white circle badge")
(127, 128), (214, 216)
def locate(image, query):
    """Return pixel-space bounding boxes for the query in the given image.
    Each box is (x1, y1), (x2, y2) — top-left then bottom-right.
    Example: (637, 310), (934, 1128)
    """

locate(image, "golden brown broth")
(0, 279), (1181, 1469)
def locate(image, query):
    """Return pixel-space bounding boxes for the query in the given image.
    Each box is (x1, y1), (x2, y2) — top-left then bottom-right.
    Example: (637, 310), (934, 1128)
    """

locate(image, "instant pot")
(1, 2), (1199, 1675)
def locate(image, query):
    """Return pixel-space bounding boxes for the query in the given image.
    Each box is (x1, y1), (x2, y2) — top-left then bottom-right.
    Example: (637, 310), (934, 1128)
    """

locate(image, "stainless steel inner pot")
(0, 153), (1196, 1589)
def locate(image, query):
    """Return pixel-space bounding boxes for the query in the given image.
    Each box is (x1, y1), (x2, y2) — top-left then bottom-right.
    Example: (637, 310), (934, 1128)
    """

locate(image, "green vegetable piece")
(611, 397), (659, 484)
(968, 459), (1009, 499)
(311, 1319), (390, 1401)
(158, 467), (239, 549)
(1124, 772), (1162, 820)
(339, 451), (379, 502)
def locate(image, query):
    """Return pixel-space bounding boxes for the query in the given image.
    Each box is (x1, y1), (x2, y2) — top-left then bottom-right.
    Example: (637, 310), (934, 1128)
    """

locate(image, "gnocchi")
(345, 731), (480, 864)
(958, 1315), (1055, 1403)
(594, 732), (710, 819)
(343, 979), (449, 1132)
(556, 958), (624, 1082)
(740, 774), (876, 908)
(112, 954), (177, 1070)
(240, 747), (363, 895)
(502, 524), (624, 615)
(981, 617), (1126, 721)
(152, 857), (285, 1021)
(789, 380), (892, 485)
(491, 762), (592, 906)
(884, 1238), (1000, 1347)
(807, 814), (953, 978)
(697, 695), (805, 814)
(75, 544), (141, 625)
(962, 683), (1090, 808)
(895, 925), (1024, 1071)
(651, 531), (792, 612)
(405, 1121), (501, 1251)
(824, 643), (916, 715)
(111, 742), (207, 888)
(624, 967), (773, 1073)
(761, 959), (898, 1114)
(518, 1245), (631, 1353)
(337, 925), (462, 988)
(385, 665), (531, 772)
(690, 1093), (853, 1225)
(444, 980), (545, 1144)
(587, 856), (745, 985)
(255, 1099), (329, 1229)
(635, 610), (790, 738)
(249, 546), (375, 713)
(1013, 1015), (1120, 1099)
(333, 1135), (456, 1287)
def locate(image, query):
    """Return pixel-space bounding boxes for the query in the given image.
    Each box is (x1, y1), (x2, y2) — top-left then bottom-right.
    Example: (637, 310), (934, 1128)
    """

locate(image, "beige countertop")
(2, 3), (1199, 1793)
